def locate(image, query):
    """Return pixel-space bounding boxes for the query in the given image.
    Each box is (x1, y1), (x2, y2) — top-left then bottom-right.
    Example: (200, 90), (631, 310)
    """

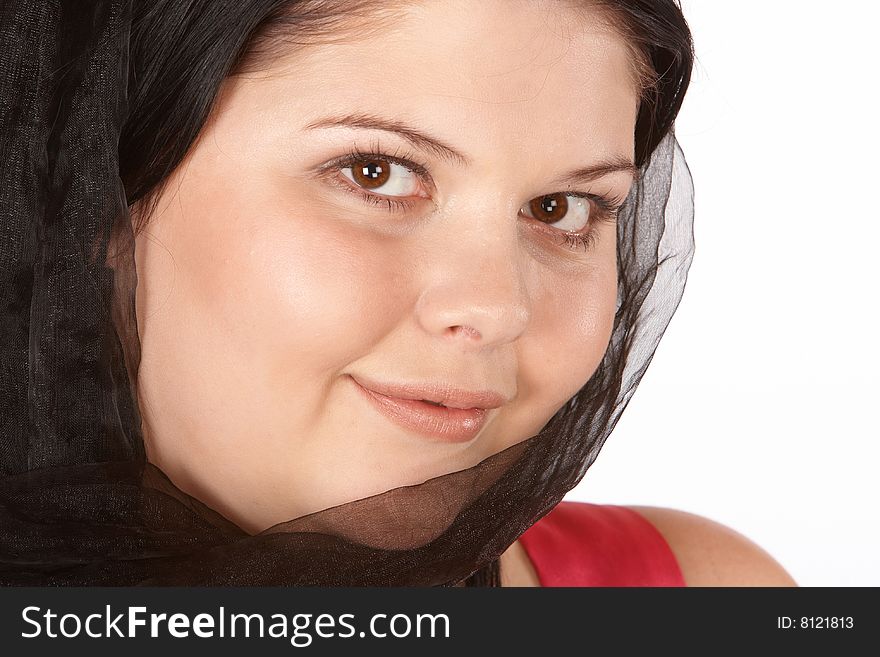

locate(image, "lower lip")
(351, 377), (489, 443)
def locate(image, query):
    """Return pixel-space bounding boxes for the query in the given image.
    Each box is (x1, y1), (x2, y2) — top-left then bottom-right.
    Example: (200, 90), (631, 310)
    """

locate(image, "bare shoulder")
(627, 505), (797, 587)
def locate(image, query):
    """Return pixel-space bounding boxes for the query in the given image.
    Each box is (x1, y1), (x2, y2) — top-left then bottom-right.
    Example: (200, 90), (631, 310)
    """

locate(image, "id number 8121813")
(777, 617), (854, 629)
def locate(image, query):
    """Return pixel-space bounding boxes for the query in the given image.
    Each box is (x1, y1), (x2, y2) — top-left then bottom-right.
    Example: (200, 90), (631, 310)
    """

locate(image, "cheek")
(520, 241), (618, 427)
(150, 167), (413, 395)
(133, 145), (427, 500)
(244, 209), (404, 384)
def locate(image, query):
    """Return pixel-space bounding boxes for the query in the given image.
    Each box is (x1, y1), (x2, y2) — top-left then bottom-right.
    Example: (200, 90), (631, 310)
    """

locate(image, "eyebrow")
(304, 113), (470, 166)
(304, 112), (638, 184)
(557, 156), (640, 186)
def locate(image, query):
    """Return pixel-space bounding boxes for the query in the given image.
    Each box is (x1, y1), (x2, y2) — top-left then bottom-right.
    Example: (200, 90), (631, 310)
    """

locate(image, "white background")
(568, 1), (879, 586)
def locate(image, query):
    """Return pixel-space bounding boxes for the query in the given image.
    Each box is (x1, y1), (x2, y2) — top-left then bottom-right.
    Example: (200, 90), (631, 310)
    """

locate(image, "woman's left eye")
(519, 193), (592, 233)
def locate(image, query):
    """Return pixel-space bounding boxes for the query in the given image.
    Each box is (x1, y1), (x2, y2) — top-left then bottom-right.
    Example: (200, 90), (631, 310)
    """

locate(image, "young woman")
(0, 0), (794, 586)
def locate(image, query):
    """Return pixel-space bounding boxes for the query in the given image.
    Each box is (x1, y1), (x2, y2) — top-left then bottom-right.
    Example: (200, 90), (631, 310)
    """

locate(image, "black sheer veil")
(0, 1), (694, 585)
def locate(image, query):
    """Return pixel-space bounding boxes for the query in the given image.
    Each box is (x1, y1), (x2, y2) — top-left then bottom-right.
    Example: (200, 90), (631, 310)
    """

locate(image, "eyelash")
(320, 145), (624, 253)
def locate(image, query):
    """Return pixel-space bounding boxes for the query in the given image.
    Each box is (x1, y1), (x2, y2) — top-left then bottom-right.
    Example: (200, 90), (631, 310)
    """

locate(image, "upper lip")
(350, 374), (510, 410)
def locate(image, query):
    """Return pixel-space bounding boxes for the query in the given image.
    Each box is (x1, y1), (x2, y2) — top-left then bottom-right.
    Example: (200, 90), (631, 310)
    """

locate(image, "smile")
(349, 376), (492, 443)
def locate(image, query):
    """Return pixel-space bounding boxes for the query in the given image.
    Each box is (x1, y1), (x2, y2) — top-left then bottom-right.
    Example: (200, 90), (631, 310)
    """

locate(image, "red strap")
(518, 501), (685, 586)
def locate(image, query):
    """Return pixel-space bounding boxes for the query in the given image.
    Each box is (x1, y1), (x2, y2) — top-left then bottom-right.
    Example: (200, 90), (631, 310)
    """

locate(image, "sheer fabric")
(0, 0), (694, 585)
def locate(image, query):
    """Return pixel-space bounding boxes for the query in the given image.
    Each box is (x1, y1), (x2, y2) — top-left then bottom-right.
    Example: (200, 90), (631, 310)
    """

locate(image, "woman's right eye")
(340, 158), (422, 197)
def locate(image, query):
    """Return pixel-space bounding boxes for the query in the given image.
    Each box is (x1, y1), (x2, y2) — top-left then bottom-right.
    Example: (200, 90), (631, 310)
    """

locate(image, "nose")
(413, 217), (531, 349)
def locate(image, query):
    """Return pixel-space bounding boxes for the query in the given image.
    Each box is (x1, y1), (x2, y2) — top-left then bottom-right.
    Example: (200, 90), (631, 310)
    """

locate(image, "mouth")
(349, 375), (503, 444)
(348, 374), (507, 411)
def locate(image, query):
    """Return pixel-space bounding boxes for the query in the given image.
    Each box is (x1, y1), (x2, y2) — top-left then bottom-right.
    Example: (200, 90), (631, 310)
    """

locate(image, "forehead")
(257, 0), (638, 161)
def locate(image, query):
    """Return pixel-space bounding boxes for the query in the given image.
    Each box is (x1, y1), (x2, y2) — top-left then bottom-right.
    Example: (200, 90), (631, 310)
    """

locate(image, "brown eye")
(529, 194), (569, 223)
(522, 193), (592, 233)
(350, 159), (391, 189)
(340, 158), (421, 197)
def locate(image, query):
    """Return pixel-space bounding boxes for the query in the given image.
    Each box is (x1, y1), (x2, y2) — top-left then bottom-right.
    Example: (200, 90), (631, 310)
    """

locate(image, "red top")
(518, 501), (685, 586)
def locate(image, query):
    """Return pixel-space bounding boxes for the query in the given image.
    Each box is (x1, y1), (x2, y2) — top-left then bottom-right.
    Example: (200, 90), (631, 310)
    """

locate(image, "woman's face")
(135, 0), (639, 533)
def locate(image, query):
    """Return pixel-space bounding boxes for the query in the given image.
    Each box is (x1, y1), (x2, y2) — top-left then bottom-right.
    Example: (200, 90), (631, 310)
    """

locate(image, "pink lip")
(349, 375), (501, 443)
(349, 375), (507, 410)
